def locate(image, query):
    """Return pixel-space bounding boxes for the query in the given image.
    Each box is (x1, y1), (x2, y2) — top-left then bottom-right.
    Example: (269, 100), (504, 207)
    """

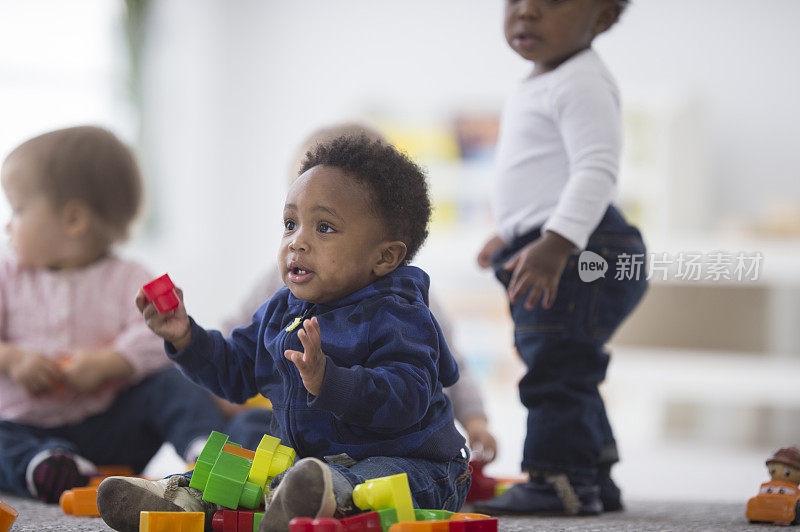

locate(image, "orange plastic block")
(388, 521), (449, 532)
(353, 473), (415, 523)
(96, 465), (136, 477)
(59, 487), (99, 516)
(223, 443), (256, 461)
(0, 500), (18, 532)
(449, 513), (491, 521)
(140, 511), (204, 531)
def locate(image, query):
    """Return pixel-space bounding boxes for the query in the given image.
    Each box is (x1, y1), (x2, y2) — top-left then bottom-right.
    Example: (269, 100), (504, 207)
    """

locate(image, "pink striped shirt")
(0, 255), (169, 427)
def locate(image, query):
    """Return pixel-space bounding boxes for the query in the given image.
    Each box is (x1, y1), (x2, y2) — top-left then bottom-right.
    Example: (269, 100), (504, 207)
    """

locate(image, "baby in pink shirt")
(0, 126), (226, 503)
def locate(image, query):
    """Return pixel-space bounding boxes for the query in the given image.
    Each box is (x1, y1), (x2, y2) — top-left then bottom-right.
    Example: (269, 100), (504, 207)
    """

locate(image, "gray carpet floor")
(0, 492), (790, 531)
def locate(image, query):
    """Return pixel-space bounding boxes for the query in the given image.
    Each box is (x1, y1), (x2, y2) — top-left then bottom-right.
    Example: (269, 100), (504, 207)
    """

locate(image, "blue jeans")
(493, 205), (648, 479)
(326, 449), (471, 514)
(211, 408), (471, 513)
(0, 367), (227, 497)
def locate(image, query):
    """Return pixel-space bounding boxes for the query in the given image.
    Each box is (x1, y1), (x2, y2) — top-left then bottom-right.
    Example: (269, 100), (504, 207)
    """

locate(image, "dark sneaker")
(97, 475), (217, 532)
(258, 457), (336, 532)
(29, 450), (91, 503)
(598, 467), (623, 512)
(473, 474), (602, 516)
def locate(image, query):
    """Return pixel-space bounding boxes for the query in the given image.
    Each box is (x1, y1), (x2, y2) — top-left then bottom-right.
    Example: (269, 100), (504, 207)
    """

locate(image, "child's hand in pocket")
(503, 230), (575, 310)
(284, 317), (327, 396)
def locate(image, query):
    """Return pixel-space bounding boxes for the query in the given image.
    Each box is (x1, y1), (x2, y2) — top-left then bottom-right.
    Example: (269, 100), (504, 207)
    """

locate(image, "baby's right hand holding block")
(136, 274), (192, 350)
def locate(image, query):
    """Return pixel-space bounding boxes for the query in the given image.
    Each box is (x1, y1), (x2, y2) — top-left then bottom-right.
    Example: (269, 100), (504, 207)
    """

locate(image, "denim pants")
(493, 206), (648, 479)
(0, 367), (227, 497)
(325, 448), (471, 514)
(220, 408), (472, 513)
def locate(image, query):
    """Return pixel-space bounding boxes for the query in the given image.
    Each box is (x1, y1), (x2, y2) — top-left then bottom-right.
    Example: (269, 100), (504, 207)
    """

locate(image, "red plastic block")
(289, 517), (345, 531)
(0, 500), (18, 532)
(289, 517), (315, 531)
(238, 510), (254, 532)
(212, 510), (224, 532)
(341, 511), (382, 531)
(465, 461), (497, 503)
(212, 509), (239, 532)
(142, 273), (179, 313)
(448, 518), (498, 532)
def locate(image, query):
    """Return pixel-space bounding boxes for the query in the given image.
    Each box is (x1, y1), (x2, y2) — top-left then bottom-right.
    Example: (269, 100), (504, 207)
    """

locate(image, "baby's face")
(279, 165), (388, 304)
(504, 0), (611, 73)
(1, 159), (69, 269)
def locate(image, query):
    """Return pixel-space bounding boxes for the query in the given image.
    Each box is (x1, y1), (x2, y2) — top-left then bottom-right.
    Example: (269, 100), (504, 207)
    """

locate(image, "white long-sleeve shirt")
(492, 48), (621, 250)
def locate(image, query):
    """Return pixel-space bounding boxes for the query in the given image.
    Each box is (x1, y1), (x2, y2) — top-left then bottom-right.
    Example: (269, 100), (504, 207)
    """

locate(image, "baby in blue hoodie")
(98, 135), (470, 532)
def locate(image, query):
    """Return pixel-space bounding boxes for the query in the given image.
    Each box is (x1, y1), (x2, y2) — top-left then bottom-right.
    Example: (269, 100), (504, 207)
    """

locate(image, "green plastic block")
(253, 512), (263, 532)
(376, 508), (398, 532)
(415, 509), (454, 521)
(189, 431), (229, 490)
(202, 451), (260, 509)
(239, 481), (264, 510)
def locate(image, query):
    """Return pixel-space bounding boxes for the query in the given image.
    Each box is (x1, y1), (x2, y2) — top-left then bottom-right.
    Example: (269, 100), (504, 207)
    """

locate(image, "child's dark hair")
(299, 135), (431, 264)
(5, 125), (141, 243)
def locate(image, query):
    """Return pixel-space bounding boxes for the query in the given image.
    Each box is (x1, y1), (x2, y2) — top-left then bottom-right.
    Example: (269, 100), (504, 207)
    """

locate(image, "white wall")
(136, 0), (800, 324)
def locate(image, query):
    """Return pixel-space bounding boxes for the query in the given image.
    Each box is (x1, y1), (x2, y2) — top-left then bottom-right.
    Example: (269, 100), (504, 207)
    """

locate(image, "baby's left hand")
(284, 317), (326, 396)
(60, 349), (133, 394)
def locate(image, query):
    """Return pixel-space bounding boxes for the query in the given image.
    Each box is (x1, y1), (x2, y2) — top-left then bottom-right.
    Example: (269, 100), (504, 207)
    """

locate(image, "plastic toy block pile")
(45, 429), (497, 531)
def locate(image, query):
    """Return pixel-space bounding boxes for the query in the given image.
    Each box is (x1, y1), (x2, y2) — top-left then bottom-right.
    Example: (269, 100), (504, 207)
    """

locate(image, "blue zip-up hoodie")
(168, 266), (466, 462)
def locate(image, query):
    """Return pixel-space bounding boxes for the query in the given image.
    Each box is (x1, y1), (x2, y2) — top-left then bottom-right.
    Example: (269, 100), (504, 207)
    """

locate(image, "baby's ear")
(594, 2), (623, 35)
(373, 241), (407, 277)
(60, 199), (93, 238)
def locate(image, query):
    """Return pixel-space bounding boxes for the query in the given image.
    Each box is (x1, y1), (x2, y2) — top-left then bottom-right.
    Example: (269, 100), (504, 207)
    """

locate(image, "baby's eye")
(284, 220), (296, 231)
(317, 223), (334, 234)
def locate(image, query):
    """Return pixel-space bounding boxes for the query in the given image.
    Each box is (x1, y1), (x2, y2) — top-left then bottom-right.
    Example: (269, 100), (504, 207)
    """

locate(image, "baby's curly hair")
(298, 135), (431, 264)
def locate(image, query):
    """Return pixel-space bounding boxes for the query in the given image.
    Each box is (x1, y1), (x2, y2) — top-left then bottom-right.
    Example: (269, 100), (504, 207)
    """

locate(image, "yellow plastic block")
(270, 445), (297, 477)
(0, 500), (18, 532)
(139, 511), (204, 531)
(353, 473), (415, 523)
(248, 434), (280, 490)
(389, 520), (450, 532)
(59, 487), (99, 516)
(244, 394), (272, 409)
